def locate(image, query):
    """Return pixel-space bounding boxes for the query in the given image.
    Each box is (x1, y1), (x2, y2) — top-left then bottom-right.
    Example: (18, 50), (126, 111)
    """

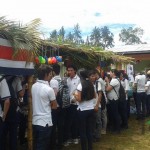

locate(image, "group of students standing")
(0, 75), (28, 150)
(32, 64), (137, 150)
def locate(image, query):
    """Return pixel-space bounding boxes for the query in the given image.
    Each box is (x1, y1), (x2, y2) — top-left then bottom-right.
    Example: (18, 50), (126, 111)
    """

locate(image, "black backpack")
(113, 79), (126, 101)
(55, 78), (70, 108)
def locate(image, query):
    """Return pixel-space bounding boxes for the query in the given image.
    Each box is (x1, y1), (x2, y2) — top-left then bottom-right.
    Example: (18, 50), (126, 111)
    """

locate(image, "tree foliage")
(119, 27), (144, 45)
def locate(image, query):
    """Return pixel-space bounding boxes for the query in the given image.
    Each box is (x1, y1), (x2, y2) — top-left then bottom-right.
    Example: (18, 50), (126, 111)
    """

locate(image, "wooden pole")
(27, 75), (34, 150)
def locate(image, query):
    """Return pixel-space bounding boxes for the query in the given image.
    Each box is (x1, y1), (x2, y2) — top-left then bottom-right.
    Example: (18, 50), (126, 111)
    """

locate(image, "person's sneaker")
(63, 141), (69, 147)
(73, 139), (79, 144)
(101, 129), (106, 134)
(67, 139), (73, 144)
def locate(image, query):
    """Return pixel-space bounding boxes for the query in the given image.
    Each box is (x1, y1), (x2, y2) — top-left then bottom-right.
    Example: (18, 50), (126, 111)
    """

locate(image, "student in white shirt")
(105, 69), (121, 133)
(75, 68), (96, 150)
(64, 64), (80, 146)
(0, 76), (10, 150)
(145, 71), (150, 116)
(32, 64), (57, 150)
(88, 70), (101, 142)
(134, 72), (146, 119)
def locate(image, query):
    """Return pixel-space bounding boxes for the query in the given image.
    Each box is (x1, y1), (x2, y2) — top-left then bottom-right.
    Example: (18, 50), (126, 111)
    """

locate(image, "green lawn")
(64, 115), (150, 150)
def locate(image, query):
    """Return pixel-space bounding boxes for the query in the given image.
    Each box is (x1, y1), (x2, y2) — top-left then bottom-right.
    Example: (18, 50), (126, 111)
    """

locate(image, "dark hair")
(88, 70), (96, 77)
(67, 64), (77, 71)
(53, 64), (60, 75)
(94, 69), (101, 77)
(111, 69), (119, 77)
(78, 68), (95, 101)
(37, 64), (53, 80)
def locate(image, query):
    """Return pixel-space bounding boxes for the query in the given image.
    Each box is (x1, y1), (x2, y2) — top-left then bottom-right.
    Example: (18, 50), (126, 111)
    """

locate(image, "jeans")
(107, 100), (121, 132)
(64, 105), (79, 142)
(93, 108), (101, 139)
(50, 107), (66, 149)
(146, 95), (150, 115)
(33, 125), (52, 150)
(136, 92), (146, 118)
(78, 109), (95, 150)
(101, 108), (107, 131)
(118, 100), (128, 127)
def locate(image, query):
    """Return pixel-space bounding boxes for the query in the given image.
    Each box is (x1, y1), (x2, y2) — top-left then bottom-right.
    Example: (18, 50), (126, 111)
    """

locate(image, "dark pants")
(146, 95), (150, 115)
(33, 125), (52, 150)
(64, 105), (79, 142)
(78, 109), (95, 150)
(50, 107), (66, 149)
(118, 100), (128, 128)
(107, 100), (121, 132)
(0, 118), (4, 150)
(136, 92), (146, 118)
(1, 120), (18, 150)
(18, 112), (28, 145)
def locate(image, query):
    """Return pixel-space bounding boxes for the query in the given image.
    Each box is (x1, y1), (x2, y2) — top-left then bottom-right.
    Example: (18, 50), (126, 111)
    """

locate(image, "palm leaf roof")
(0, 16), (134, 69)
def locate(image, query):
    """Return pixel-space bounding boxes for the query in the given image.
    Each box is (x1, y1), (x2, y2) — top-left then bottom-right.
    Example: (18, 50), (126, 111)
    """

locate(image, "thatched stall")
(0, 16), (134, 150)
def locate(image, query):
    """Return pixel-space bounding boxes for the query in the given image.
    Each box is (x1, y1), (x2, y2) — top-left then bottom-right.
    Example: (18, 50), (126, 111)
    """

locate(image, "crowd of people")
(0, 64), (150, 150)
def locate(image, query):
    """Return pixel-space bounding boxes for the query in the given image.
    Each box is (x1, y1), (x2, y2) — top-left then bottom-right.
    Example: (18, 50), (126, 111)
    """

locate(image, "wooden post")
(27, 75), (34, 150)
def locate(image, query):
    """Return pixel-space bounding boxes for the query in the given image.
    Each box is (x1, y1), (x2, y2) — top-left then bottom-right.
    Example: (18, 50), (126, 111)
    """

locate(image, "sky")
(1, 0), (150, 46)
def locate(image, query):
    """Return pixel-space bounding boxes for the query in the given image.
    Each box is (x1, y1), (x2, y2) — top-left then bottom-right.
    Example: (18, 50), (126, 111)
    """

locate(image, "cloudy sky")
(1, 0), (150, 46)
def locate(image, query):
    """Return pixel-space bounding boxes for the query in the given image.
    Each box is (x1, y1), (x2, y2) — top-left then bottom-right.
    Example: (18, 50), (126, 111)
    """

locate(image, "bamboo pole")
(27, 75), (34, 150)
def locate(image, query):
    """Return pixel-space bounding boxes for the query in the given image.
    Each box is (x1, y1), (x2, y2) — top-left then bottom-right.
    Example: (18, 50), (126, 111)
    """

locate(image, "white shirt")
(50, 75), (60, 107)
(0, 76), (11, 117)
(145, 80), (150, 95)
(134, 74), (146, 93)
(121, 78), (130, 100)
(12, 77), (23, 98)
(50, 78), (59, 93)
(32, 80), (56, 127)
(67, 74), (80, 104)
(77, 83), (95, 111)
(107, 78), (120, 100)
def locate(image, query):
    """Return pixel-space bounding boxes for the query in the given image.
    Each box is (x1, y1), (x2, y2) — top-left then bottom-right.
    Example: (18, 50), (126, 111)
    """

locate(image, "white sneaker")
(73, 139), (79, 144)
(63, 141), (69, 147)
(101, 129), (106, 135)
(67, 139), (73, 144)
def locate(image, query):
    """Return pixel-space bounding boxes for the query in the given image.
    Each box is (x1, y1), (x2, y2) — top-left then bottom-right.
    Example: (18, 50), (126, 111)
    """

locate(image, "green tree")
(49, 29), (57, 42)
(100, 26), (114, 49)
(119, 27), (144, 45)
(90, 26), (101, 46)
(73, 23), (82, 44)
(66, 31), (74, 42)
(59, 26), (65, 41)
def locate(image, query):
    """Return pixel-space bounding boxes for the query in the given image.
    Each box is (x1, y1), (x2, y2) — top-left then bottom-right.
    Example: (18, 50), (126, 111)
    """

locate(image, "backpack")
(0, 76), (18, 121)
(95, 80), (106, 110)
(55, 78), (70, 108)
(113, 79), (126, 101)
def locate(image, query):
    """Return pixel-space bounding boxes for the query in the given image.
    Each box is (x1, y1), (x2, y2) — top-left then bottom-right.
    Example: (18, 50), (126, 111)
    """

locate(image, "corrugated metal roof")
(109, 44), (150, 54)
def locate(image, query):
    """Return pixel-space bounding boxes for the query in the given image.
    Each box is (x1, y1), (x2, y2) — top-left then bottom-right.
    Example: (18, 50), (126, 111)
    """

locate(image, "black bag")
(113, 79), (126, 101)
(95, 81), (106, 110)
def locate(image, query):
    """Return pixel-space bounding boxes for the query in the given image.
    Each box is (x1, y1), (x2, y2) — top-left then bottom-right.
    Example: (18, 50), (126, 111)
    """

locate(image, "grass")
(64, 114), (150, 150)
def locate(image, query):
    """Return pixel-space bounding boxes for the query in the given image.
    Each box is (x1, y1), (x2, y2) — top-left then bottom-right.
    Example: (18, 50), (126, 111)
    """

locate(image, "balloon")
(39, 56), (43, 63)
(48, 58), (53, 64)
(41, 58), (46, 64)
(56, 56), (62, 62)
(44, 56), (48, 64)
(52, 57), (57, 64)
(35, 57), (39, 64)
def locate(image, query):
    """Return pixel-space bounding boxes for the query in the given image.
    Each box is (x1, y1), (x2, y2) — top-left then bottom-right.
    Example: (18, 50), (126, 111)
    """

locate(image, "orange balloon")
(48, 58), (53, 64)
